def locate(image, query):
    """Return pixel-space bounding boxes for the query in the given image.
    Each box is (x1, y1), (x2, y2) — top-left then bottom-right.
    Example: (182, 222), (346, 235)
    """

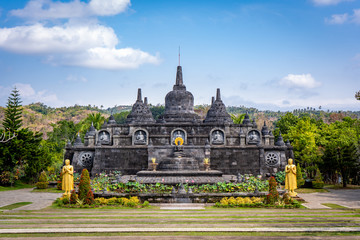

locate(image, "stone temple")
(65, 64), (294, 183)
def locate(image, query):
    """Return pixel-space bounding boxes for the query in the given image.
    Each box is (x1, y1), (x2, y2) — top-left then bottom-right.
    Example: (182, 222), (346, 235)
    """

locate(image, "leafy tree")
(355, 90), (360, 101)
(113, 111), (130, 124)
(285, 117), (322, 177)
(150, 106), (165, 120)
(273, 112), (299, 140)
(322, 119), (359, 187)
(296, 163), (305, 187)
(46, 120), (80, 166)
(3, 87), (22, 132)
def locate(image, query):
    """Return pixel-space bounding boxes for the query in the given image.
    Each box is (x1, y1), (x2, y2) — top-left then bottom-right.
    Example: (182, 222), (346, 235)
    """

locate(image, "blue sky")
(0, 0), (359, 111)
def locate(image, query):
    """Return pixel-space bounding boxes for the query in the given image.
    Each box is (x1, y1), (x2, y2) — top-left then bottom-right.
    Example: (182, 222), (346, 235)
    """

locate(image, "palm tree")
(80, 113), (106, 134)
(231, 113), (246, 124)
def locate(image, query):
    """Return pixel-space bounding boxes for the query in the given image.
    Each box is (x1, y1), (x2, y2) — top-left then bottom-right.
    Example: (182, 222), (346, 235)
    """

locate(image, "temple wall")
(210, 147), (261, 175)
(91, 147), (148, 175)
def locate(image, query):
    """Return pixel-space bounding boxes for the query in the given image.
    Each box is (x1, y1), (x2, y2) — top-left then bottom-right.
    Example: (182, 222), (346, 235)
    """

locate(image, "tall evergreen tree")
(3, 87), (22, 132)
(0, 89), (51, 183)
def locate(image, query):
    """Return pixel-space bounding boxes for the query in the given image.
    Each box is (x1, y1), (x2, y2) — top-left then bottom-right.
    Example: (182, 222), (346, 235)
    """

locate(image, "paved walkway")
(0, 188), (62, 210)
(298, 189), (360, 209)
(1, 227), (360, 234)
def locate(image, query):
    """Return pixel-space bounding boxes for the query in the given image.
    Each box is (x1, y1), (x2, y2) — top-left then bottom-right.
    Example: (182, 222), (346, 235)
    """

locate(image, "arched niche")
(246, 129), (261, 145)
(132, 128), (149, 145)
(97, 130), (111, 145)
(170, 128), (187, 145)
(210, 128), (225, 145)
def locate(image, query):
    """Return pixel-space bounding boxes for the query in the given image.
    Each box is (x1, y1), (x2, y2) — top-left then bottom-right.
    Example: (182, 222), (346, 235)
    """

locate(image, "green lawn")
(0, 181), (33, 192)
(32, 188), (63, 193)
(0, 202), (32, 210)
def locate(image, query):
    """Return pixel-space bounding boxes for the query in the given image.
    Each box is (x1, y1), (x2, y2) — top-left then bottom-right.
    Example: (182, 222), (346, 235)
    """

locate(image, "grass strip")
(31, 188), (63, 193)
(0, 218), (356, 224)
(0, 231), (359, 237)
(322, 203), (349, 209)
(0, 220), (358, 226)
(0, 202), (32, 210)
(0, 183), (33, 192)
(1, 214), (359, 220)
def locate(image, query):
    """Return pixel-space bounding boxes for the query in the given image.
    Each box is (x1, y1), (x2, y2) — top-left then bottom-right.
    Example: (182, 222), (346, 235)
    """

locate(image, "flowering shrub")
(78, 169), (91, 201)
(70, 190), (78, 204)
(0, 166), (25, 186)
(216, 197), (264, 208)
(85, 190), (94, 205)
(265, 177), (279, 205)
(35, 171), (49, 189)
(93, 196), (143, 208)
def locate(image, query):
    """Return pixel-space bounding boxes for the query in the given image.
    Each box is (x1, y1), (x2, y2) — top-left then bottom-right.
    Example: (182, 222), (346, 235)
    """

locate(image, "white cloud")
(325, 13), (348, 24)
(66, 47), (160, 70)
(353, 9), (360, 24)
(312, 0), (352, 6)
(0, 23), (118, 54)
(0, 0), (159, 70)
(0, 83), (63, 106)
(66, 75), (88, 82)
(10, 0), (130, 20)
(89, 0), (130, 16)
(325, 9), (360, 25)
(15, 83), (36, 97)
(279, 74), (321, 89)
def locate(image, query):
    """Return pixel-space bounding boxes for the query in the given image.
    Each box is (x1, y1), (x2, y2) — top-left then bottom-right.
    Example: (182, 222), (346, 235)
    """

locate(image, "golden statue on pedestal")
(62, 159), (74, 198)
(285, 158), (297, 197)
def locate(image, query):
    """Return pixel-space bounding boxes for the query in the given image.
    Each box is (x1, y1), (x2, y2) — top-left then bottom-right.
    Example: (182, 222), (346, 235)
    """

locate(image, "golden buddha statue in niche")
(62, 159), (74, 197)
(285, 158), (297, 197)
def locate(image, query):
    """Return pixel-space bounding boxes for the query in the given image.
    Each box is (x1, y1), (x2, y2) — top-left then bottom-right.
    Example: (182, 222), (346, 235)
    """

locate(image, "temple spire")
(137, 88), (142, 102)
(175, 66), (183, 86)
(216, 88), (221, 101)
(144, 97), (148, 105)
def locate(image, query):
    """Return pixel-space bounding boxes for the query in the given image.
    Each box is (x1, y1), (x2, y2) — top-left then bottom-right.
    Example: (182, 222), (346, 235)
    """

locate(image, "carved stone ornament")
(265, 152), (280, 167)
(98, 131), (110, 145)
(247, 130), (260, 145)
(134, 130), (147, 145)
(78, 152), (94, 168)
(211, 130), (224, 145)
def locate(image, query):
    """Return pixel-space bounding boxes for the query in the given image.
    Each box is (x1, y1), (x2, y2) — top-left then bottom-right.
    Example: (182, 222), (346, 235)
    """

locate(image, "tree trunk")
(341, 169), (347, 188)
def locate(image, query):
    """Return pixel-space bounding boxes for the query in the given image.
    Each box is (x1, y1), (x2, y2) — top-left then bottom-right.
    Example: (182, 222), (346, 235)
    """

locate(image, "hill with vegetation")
(1, 102), (359, 139)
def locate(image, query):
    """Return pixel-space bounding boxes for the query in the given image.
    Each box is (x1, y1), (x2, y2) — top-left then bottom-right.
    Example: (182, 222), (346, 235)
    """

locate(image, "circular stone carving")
(265, 152), (279, 167)
(79, 152), (94, 168)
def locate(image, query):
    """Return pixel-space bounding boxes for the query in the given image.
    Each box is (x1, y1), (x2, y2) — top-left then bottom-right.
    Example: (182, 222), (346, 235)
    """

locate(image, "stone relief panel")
(98, 130), (111, 145)
(171, 129), (186, 145)
(247, 130), (261, 145)
(78, 151), (94, 169)
(265, 151), (280, 167)
(133, 129), (148, 145)
(210, 129), (225, 145)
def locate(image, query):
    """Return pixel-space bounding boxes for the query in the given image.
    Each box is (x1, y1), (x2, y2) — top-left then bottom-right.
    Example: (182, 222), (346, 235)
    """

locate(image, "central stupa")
(159, 66), (201, 123)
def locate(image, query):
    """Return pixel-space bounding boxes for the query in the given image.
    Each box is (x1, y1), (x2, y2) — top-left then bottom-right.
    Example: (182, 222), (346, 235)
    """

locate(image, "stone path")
(0, 188), (62, 210)
(298, 189), (360, 209)
(1, 237), (360, 240)
(1, 227), (360, 234)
